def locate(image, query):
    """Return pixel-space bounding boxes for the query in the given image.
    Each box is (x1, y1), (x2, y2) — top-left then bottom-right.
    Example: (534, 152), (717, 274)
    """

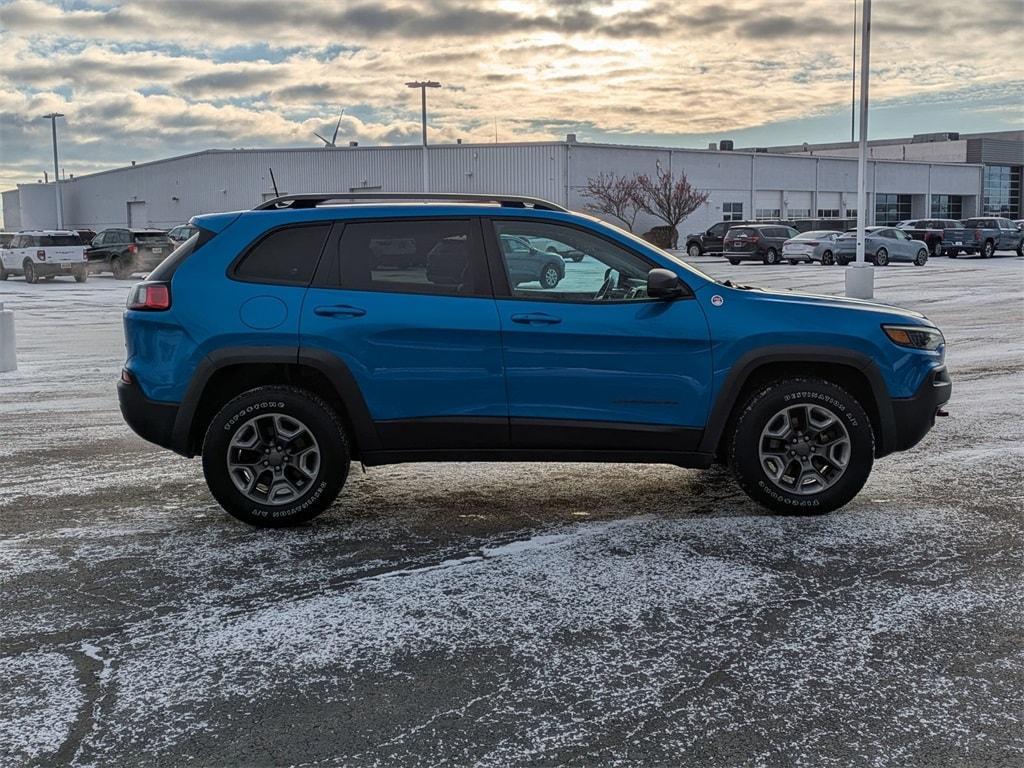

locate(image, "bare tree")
(635, 167), (710, 248)
(580, 172), (643, 232)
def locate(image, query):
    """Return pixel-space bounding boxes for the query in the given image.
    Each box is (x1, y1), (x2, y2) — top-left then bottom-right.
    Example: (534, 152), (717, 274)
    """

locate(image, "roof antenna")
(269, 167), (279, 197)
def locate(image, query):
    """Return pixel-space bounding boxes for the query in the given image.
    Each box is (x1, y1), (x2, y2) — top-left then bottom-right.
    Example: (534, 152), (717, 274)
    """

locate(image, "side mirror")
(647, 268), (686, 299)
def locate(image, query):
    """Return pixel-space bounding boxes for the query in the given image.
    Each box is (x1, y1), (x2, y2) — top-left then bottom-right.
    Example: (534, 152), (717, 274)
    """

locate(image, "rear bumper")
(722, 250), (764, 261)
(31, 261), (86, 276)
(888, 365), (952, 453)
(117, 375), (180, 453)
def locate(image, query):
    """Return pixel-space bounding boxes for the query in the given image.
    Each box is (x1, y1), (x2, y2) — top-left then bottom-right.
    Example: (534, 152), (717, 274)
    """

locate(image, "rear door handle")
(314, 304), (366, 318)
(510, 312), (562, 325)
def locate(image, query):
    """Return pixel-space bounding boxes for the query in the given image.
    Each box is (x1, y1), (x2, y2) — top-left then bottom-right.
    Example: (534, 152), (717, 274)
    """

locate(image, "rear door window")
(233, 224), (330, 285)
(335, 219), (488, 296)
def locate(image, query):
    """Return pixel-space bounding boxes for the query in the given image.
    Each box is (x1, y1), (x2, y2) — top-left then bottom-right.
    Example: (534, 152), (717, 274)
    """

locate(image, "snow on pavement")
(1, 256), (1023, 766)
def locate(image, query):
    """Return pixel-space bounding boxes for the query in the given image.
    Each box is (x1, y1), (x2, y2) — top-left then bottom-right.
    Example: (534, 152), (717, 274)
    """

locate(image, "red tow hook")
(936, 408), (949, 417)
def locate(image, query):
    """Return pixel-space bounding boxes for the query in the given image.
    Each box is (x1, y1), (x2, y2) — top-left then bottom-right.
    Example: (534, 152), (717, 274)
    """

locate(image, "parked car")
(834, 227), (930, 266)
(167, 224), (198, 245)
(525, 236), (586, 262)
(723, 224), (801, 265)
(684, 220), (795, 259)
(782, 230), (844, 265)
(894, 219), (962, 256)
(0, 230), (88, 283)
(943, 217), (1024, 258)
(87, 228), (174, 279)
(117, 192), (951, 526)
(74, 229), (97, 245)
(792, 218), (856, 234)
(498, 233), (565, 288)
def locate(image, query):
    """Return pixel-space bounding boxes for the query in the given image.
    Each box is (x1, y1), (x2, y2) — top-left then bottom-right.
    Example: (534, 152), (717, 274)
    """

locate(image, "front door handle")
(510, 312), (562, 325)
(314, 304), (366, 318)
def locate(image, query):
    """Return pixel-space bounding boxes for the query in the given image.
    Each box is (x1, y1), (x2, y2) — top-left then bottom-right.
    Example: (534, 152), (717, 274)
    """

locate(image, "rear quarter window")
(39, 235), (82, 246)
(232, 224), (330, 285)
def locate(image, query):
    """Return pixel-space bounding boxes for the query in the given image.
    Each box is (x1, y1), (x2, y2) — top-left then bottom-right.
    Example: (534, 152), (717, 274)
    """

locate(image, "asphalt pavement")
(1, 251), (1022, 767)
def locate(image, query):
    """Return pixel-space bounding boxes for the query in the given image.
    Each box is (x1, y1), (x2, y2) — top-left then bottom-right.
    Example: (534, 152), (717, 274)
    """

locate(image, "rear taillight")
(749, 235), (760, 243)
(974, 229), (982, 241)
(36, 249), (46, 260)
(127, 282), (170, 311)
(128, 243), (138, 254)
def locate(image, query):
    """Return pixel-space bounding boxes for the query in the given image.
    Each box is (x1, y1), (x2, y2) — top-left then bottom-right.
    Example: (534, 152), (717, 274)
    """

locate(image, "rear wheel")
(763, 248), (780, 265)
(539, 262), (561, 289)
(202, 386), (350, 527)
(836, 256), (850, 266)
(112, 257), (134, 279)
(687, 243), (702, 259)
(23, 260), (38, 284)
(821, 250), (835, 266)
(930, 240), (943, 257)
(981, 240), (995, 258)
(914, 248), (928, 266)
(73, 266), (88, 283)
(874, 247), (889, 266)
(728, 258), (741, 265)
(729, 378), (874, 515)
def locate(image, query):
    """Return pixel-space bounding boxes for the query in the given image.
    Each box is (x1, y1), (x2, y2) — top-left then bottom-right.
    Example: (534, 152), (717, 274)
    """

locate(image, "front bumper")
(117, 374), (180, 453)
(888, 365), (952, 453)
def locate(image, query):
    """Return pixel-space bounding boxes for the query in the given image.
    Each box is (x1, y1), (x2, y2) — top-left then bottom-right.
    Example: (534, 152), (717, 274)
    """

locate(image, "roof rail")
(252, 192), (568, 212)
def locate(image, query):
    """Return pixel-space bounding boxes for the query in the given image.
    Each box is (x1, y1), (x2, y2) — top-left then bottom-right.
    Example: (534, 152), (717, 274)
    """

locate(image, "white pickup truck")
(0, 230), (88, 283)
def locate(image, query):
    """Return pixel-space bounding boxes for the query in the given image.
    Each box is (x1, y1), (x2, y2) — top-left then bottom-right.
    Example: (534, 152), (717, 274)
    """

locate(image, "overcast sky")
(0, 0), (1021, 192)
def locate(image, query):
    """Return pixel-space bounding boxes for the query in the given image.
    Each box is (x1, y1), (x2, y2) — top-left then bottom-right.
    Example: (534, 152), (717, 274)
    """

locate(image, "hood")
(703, 281), (930, 324)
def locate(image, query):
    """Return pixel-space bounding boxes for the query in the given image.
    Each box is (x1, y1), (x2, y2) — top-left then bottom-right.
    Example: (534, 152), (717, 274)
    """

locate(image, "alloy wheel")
(758, 403), (851, 496)
(226, 413), (321, 505)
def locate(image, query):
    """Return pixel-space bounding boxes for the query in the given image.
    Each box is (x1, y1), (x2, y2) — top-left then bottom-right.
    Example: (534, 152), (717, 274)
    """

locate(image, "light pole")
(405, 80), (441, 191)
(40, 113), (65, 229)
(846, 0), (874, 299)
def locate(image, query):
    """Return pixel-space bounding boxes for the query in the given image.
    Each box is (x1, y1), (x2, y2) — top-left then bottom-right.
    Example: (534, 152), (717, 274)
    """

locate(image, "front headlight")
(882, 324), (944, 351)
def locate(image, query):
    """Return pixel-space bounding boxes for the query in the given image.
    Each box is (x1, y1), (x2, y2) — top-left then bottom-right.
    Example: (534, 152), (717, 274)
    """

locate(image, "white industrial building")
(2, 136), (985, 237)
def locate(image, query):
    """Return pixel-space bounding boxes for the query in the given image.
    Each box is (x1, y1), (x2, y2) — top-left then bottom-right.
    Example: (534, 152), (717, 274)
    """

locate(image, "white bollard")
(0, 302), (16, 373)
(845, 262), (875, 300)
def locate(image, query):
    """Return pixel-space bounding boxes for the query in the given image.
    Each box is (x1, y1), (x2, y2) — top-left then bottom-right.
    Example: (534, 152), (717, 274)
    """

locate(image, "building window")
(982, 165), (1021, 218)
(845, 208), (857, 218)
(931, 195), (963, 219)
(875, 194), (911, 226)
(787, 208), (811, 218)
(755, 208), (781, 220)
(817, 208), (840, 218)
(722, 202), (744, 221)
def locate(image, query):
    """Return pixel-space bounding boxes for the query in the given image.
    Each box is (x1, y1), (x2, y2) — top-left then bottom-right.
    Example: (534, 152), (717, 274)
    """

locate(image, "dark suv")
(723, 224), (801, 265)
(87, 228), (174, 279)
(685, 220), (795, 259)
(119, 193), (950, 527)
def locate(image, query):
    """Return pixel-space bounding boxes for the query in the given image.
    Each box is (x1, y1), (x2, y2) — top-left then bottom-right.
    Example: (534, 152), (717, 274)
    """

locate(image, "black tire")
(1018, 243), (1023, 258)
(763, 248), (780, 265)
(836, 256), (850, 266)
(202, 386), (350, 527)
(948, 252), (958, 259)
(0, 262), (9, 281)
(728, 258), (741, 265)
(981, 240), (994, 258)
(728, 377), (874, 515)
(539, 262), (561, 289)
(874, 247), (889, 266)
(914, 248), (928, 266)
(820, 250), (835, 266)
(74, 266), (88, 283)
(112, 257), (134, 280)
(23, 260), (38, 284)
(788, 259), (800, 265)
(687, 243), (702, 259)
(930, 240), (943, 257)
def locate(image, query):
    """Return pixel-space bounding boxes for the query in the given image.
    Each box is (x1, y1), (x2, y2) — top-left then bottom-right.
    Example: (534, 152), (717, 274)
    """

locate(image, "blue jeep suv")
(118, 193), (951, 526)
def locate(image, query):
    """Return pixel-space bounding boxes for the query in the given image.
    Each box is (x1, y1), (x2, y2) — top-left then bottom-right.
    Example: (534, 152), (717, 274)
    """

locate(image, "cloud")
(0, 0), (1021, 193)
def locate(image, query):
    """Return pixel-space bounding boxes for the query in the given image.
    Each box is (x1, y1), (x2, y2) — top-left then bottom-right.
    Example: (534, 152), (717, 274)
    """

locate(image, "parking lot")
(1, 252), (1022, 767)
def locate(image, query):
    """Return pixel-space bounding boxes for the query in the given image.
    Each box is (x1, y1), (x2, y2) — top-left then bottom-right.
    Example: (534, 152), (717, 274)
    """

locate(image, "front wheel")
(930, 240), (943, 257)
(836, 256), (850, 266)
(202, 386), (350, 527)
(687, 244), (702, 259)
(821, 250), (835, 266)
(914, 249), (928, 266)
(729, 378), (874, 515)
(763, 248), (780, 265)
(874, 247), (889, 266)
(539, 263), (561, 289)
